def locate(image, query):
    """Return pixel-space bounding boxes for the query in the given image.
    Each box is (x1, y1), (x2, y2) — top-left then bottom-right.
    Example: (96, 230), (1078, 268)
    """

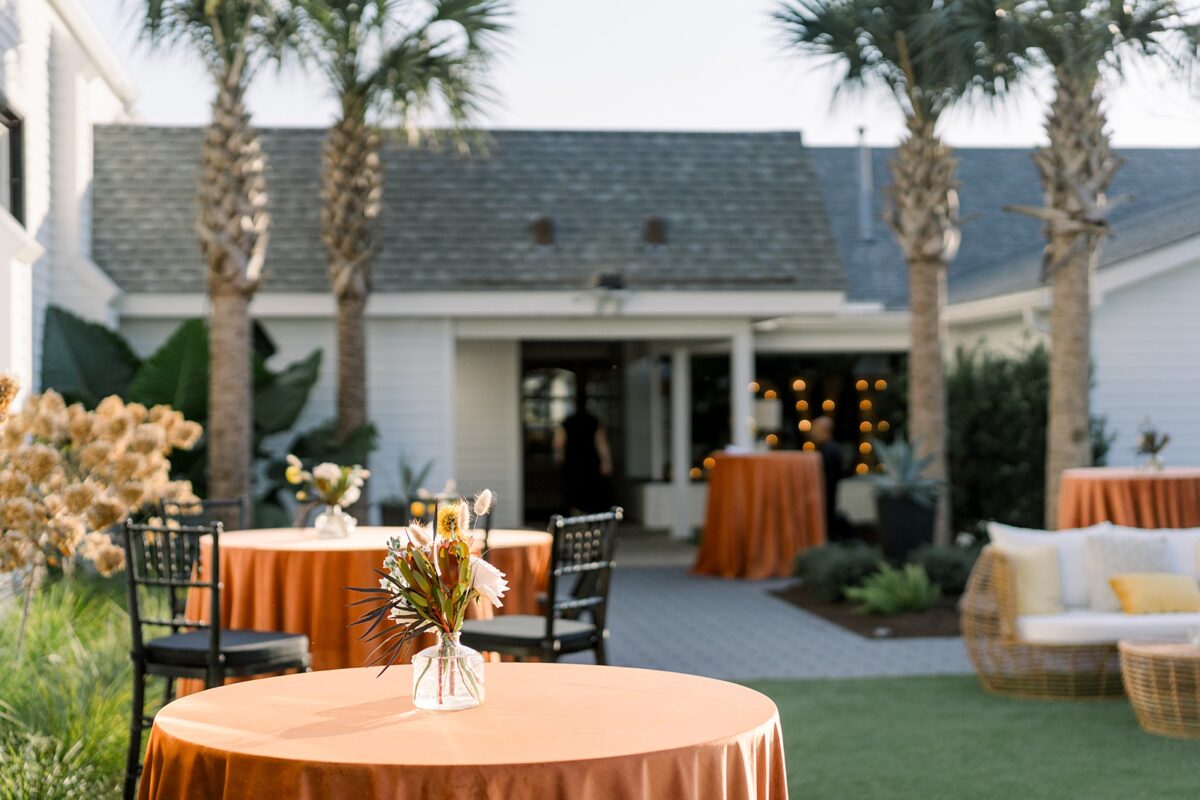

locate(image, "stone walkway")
(561, 538), (973, 681)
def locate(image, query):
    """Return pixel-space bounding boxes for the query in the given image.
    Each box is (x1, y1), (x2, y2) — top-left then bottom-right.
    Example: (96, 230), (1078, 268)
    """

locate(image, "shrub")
(845, 564), (941, 615)
(0, 575), (138, 797)
(945, 344), (1112, 531)
(794, 542), (884, 602)
(907, 544), (979, 595)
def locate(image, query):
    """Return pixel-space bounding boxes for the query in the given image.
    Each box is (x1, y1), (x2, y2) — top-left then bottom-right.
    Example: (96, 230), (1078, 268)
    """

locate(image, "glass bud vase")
(314, 504), (356, 539)
(412, 631), (485, 711)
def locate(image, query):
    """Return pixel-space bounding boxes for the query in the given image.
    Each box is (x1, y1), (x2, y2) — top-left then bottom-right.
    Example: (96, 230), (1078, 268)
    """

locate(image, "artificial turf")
(746, 675), (1200, 800)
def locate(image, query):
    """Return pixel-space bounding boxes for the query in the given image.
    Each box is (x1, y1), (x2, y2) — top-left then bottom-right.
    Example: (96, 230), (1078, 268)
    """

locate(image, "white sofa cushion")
(1017, 610), (1200, 645)
(1111, 525), (1200, 578)
(987, 522), (1112, 609)
(1083, 534), (1170, 611)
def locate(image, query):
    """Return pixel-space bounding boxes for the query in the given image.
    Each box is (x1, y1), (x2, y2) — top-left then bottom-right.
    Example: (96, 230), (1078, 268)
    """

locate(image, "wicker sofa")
(961, 526), (1200, 700)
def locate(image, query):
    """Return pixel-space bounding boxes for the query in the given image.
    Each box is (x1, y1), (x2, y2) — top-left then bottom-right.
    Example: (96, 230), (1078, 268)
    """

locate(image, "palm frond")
(140, 0), (297, 82)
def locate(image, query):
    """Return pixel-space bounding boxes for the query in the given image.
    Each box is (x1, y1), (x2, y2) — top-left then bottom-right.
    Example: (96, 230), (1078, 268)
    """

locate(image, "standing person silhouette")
(553, 383), (614, 514)
(811, 415), (848, 539)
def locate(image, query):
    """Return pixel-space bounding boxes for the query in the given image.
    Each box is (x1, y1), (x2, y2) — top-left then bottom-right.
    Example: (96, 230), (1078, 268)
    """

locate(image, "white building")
(0, 0), (135, 404)
(5, 2), (1199, 535)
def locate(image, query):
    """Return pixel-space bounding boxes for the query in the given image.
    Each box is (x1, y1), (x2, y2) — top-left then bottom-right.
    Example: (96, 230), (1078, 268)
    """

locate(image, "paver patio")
(562, 537), (974, 680)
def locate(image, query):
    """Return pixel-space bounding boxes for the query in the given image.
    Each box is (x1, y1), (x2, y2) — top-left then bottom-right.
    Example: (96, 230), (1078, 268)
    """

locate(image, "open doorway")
(521, 342), (625, 523)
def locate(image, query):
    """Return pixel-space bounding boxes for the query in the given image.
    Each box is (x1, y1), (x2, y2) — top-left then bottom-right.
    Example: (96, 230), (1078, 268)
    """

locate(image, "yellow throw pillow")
(1110, 573), (1200, 614)
(995, 544), (1063, 615)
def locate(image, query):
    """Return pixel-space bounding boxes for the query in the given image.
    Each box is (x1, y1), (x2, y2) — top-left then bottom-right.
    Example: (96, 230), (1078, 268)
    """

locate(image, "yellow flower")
(410, 500), (427, 518)
(285, 465), (303, 485)
(296, 490), (308, 501)
(436, 504), (459, 538)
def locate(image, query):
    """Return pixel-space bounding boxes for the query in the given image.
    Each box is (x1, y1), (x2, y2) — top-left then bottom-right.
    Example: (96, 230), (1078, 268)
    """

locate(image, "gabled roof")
(808, 147), (1200, 308)
(91, 127), (845, 294)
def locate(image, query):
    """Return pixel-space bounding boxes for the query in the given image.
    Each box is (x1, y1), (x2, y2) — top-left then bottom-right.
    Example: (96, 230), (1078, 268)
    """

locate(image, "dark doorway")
(521, 342), (625, 523)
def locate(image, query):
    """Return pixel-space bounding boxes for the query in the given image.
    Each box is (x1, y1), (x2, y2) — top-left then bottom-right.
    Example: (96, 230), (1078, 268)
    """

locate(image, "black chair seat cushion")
(460, 615), (596, 647)
(146, 629), (309, 668)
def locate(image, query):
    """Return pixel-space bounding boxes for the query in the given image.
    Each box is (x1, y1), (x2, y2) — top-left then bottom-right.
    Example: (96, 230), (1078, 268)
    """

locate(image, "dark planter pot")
(379, 502), (408, 527)
(876, 495), (935, 563)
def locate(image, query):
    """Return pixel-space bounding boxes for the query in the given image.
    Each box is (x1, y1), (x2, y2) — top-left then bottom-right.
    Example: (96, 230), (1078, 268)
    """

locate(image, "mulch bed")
(770, 582), (961, 639)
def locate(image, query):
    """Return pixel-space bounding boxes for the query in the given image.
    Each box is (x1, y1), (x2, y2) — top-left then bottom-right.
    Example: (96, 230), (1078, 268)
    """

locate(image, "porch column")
(648, 352), (665, 482)
(730, 328), (755, 449)
(670, 346), (692, 540)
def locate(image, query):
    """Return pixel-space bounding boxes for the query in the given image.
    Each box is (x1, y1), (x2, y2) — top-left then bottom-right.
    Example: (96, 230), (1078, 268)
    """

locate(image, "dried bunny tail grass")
(0, 373), (17, 420)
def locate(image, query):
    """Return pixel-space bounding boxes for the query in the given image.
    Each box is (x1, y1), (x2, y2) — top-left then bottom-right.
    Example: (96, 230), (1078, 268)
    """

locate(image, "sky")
(85, 0), (1200, 147)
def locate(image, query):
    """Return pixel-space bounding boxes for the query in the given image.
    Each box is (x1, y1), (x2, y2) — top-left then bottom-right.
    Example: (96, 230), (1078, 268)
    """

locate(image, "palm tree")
(141, 0), (295, 504)
(294, 0), (507, 456)
(949, 0), (1198, 526)
(776, 0), (998, 544)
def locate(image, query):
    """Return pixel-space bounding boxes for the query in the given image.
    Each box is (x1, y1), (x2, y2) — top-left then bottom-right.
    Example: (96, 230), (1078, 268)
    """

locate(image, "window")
(643, 216), (668, 245)
(530, 215), (555, 245)
(0, 105), (24, 225)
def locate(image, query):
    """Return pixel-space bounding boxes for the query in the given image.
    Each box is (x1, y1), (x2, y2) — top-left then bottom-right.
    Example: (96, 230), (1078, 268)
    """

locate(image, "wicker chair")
(960, 547), (1124, 699)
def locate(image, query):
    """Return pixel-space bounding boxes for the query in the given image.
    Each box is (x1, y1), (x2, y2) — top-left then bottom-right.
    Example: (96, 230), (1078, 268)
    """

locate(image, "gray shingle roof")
(809, 147), (1200, 308)
(91, 127), (845, 294)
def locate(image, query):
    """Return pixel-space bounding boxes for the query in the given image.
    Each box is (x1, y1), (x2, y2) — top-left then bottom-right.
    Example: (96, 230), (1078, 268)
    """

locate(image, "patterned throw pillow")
(1084, 535), (1170, 612)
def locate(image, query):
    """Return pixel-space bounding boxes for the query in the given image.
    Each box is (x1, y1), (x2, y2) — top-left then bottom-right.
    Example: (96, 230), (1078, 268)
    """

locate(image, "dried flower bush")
(0, 374), (17, 421)
(0, 389), (201, 584)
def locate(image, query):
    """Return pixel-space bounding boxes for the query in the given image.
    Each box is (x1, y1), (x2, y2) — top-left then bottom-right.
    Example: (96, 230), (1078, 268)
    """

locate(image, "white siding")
(454, 339), (521, 528)
(0, 0), (132, 388)
(120, 314), (459, 520)
(1093, 260), (1200, 466)
(948, 313), (1046, 355)
(1, 0), (53, 387)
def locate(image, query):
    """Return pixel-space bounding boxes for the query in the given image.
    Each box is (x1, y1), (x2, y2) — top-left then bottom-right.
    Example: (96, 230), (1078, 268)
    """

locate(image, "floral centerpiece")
(285, 455), (370, 538)
(0, 381), (201, 652)
(350, 490), (506, 710)
(1135, 418), (1170, 471)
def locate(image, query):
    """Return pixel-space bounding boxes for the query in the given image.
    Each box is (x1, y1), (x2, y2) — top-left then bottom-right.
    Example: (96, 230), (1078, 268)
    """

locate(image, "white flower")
(341, 485), (362, 506)
(313, 462), (341, 483)
(286, 454), (303, 469)
(442, 479), (457, 495)
(470, 556), (508, 608)
(473, 489), (494, 517)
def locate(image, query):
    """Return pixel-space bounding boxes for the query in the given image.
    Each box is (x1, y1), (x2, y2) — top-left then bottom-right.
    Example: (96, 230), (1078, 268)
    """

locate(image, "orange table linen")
(1058, 467), (1200, 529)
(694, 451), (826, 579)
(179, 527), (551, 695)
(139, 664), (788, 800)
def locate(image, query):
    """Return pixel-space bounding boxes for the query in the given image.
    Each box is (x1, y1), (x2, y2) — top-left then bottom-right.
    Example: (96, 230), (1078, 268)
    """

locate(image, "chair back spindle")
(122, 521), (222, 679)
(162, 496), (248, 532)
(544, 508), (622, 641)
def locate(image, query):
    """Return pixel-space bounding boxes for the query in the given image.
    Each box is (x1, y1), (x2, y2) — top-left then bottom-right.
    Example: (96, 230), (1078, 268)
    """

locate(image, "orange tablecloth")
(179, 527), (551, 695)
(140, 664), (788, 800)
(1058, 467), (1200, 529)
(694, 451), (826, 579)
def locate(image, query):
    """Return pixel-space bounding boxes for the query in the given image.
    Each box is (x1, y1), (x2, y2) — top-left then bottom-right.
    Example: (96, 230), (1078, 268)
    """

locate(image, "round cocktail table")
(179, 527), (551, 694)
(140, 663), (788, 799)
(1058, 467), (1200, 529)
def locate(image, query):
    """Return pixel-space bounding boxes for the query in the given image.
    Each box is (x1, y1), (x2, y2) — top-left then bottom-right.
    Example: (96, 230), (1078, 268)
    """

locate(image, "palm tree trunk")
(198, 77), (269, 505)
(1036, 69), (1120, 528)
(209, 290), (253, 501)
(323, 109), (381, 517)
(336, 293), (367, 440)
(907, 258), (951, 544)
(888, 114), (958, 546)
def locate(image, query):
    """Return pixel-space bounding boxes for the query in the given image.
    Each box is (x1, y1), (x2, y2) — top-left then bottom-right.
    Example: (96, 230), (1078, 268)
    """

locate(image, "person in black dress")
(553, 386), (614, 514)
(811, 416), (848, 539)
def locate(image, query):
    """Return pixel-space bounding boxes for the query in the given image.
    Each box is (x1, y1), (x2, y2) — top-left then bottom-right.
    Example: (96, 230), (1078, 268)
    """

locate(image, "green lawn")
(747, 675), (1200, 800)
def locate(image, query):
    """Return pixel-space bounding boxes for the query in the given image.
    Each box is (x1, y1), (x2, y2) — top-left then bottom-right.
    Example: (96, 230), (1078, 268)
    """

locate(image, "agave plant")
(867, 438), (942, 507)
